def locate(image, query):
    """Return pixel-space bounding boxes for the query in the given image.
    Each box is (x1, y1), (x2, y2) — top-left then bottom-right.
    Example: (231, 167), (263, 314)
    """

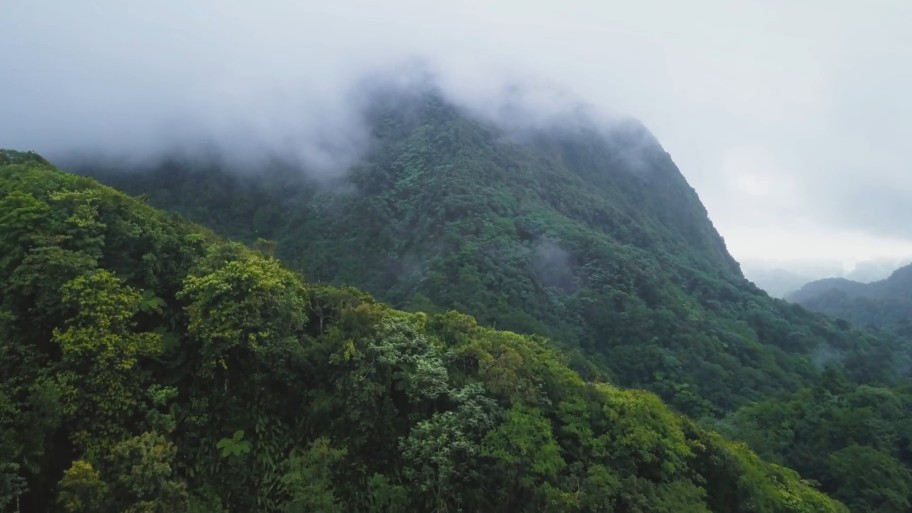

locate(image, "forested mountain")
(720, 374), (912, 513)
(72, 92), (912, 512)
(87, 92), (910, 418)
(789, 264), (912, 337)
(0, 150), (851, 512)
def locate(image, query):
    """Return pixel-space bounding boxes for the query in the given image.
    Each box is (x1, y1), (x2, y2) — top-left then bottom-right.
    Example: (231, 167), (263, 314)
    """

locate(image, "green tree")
(279, 438), (347, 513)
(179, 249), (307, 384)
(825, 445), (912, 513)
(57, 460), (108, 513)
(105, 432), (188, 513)
(483, 405), (565, 508)
(54, 270), (162, 449)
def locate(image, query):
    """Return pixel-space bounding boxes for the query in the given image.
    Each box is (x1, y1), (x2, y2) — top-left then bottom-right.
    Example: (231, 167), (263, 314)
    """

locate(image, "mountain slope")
(0, 150), (848, 512)
(790, 264), (912, 336)
(86, 92), (911, 417)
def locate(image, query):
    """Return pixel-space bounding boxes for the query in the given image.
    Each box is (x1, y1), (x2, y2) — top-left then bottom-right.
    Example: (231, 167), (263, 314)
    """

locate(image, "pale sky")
(2, 0), (912, 272)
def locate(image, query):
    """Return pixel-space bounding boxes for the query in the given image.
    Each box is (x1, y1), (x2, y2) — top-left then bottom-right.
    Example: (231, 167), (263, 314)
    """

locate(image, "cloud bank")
(2, 0), (912, 267)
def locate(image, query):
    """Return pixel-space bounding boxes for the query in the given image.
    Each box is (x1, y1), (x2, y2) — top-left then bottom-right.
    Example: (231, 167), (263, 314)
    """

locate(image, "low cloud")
(532, 238), (578, 294)
(2, 0), (912, 267)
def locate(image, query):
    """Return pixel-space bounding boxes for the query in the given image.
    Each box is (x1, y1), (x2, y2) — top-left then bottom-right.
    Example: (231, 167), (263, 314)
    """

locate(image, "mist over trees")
(70, 92), (912, 512)
(0, 149), (851, 512)
(3, 1), (912, 511)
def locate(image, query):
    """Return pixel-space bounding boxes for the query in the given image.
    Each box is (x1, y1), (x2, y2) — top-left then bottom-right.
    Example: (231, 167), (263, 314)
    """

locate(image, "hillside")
(87, 92), (911, 418)
(790, 264), (912, 336)
(0, 150), (851, 512)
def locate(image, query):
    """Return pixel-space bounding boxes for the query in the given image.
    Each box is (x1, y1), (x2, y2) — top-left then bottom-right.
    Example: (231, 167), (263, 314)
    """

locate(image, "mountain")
(844, 258), (912, 283)
(74, 91), (912, 511)
(85, 92), (910, 418)
(0, 150), (848, 512)
(743, 258), (909, 300)
(790, 263), (912, 336)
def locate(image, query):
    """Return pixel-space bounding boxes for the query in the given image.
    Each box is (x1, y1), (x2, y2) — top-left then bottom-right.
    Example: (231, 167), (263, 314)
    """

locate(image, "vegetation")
(90, 93), (912, 419)
(78, 93), (912, 511)
(716, 265), (912, 513)
(0, 149), (849, 511)
(721, 370), (912, 513)
(790, 266), (912, 338)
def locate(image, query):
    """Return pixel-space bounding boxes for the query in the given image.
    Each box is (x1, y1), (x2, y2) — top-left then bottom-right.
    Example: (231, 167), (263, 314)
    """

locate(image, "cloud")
(2, 0), (912, 266)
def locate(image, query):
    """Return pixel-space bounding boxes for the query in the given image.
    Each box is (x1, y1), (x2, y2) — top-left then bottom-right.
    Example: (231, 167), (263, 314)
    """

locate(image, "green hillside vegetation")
(89, 93), (911, 421)
(721, 372), (912, 513)
(790, 266), (912, 338)
(82, 93), (912, 511)
(0, 151), (852, 512)
(739, 265), (912, 512)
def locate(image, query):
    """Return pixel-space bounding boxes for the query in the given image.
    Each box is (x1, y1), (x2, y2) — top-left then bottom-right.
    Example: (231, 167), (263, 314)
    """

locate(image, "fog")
(3, 0), (912, 277)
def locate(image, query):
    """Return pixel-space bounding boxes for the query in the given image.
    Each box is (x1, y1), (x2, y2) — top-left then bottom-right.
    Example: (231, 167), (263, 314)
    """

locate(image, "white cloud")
(2, 0), (911, 269)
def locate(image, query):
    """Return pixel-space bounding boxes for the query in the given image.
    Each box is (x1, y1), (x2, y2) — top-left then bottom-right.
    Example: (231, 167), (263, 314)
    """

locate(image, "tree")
(54, 270), (162, 449)
(279, 437), (347, 513)
(105, 432), (188, 513)
(178, 249), (307, 383)
(826, 445), (912, 513)
(483, 405), (565, 507)
(57, 460), (107, 513)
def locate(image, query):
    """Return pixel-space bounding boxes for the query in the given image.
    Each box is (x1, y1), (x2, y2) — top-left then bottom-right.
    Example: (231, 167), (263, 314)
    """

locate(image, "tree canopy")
(0, 149), (849, 512)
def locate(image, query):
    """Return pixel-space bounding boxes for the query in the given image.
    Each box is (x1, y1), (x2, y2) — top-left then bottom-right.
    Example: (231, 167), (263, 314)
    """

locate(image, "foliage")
(790, 266), (912, 339)
(723, 374), (912, 513)
(77, 94), (912, 512)
(58, 460), (107, 513)
(0, 151), (848, 512)
(86, 94), (912, 419)
(216, 431), (251, 459)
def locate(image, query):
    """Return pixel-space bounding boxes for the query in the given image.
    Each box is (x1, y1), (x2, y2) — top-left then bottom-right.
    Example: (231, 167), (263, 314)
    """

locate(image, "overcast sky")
(3, 0), (912, 275)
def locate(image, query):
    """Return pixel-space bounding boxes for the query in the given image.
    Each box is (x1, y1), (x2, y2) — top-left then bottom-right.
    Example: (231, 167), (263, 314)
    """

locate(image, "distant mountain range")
(742, 258), (910, 298)
(790, 263), (912, 336)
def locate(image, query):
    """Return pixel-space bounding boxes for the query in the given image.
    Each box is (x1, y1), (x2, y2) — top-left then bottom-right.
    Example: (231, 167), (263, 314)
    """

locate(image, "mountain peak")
(81, 94), (885, 418)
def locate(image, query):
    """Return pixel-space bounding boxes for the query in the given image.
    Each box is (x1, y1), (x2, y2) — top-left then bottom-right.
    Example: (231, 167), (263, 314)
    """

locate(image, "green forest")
(790, 268), (912, 339)
(5, 94), (912, 512)
(73, 94), (912, 512)
(0, 150), (851, 512)
(89, 95), (912, 418)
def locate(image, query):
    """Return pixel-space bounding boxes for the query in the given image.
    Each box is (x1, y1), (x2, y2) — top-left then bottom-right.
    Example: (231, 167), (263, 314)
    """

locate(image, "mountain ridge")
(82, 91), (910, 417)
(790, 262), (912, 336)
(55, 91), (912, 511)
(0, 148), (849, 512)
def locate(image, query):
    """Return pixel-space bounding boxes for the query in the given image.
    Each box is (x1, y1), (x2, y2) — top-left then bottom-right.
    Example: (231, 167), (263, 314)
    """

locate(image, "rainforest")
(2, 86), (912, 513)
